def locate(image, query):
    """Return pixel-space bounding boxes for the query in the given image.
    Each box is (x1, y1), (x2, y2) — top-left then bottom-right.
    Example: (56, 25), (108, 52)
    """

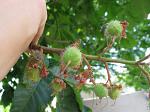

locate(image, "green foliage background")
(0, 0), (150, 111)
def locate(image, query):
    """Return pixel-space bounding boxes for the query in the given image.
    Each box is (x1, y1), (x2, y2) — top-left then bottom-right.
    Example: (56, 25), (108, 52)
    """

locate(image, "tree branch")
(30, 44), (150, 85)
(85, 54), (136, 65)
(137, 65), (150, 85)
(100, 36), (116, 55)
(31, 44), (147, 65)
(30, 44), (64, 54)
(137, 53), (150, 63)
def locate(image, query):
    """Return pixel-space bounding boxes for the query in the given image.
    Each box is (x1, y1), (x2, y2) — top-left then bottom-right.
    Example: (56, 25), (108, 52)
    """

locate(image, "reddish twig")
(82, 54), (96, 84)
(82, 54), (92, 70)
(104, 62), (112, 85)
(59, 60), (71, 77)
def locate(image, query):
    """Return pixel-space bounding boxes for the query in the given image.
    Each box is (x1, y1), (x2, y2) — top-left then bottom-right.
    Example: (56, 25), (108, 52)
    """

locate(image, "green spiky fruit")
(63, 47), (82, 67)
(104, 20), (122, 38)
(109, 87), (121, 100)
(23, 68), (41, 85)
(94, 84), (108, 98)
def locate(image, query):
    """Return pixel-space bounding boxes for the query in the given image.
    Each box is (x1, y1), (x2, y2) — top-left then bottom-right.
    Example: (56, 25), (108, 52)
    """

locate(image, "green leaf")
(10, 74), (54, 112)
(56, 84), (92, 112)
(73, 89), (84, 111)
(1, 85), (14, 107)
(73, 88), (92, 112)
(56, 85), (81, 112)
(120, 36), (138, 49)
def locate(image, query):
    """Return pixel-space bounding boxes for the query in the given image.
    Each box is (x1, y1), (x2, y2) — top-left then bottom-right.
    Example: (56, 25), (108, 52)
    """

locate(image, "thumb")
(31, 0), (47, 45)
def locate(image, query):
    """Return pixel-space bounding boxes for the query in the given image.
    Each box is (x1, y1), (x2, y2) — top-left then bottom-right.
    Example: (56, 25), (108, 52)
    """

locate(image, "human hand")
(0, 0), (47, 80)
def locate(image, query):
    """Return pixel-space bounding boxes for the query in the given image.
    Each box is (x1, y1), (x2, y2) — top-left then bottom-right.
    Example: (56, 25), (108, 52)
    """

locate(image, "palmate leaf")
(10, 73), (54, 112)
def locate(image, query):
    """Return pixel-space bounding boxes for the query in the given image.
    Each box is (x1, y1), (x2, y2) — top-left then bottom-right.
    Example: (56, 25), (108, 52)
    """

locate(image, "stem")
(82, 54), (96, 85)
(60, 60), (71, 75)
(30, 44), (64, 54)
(101, 36), (116, 55)
(104, 62), (112, 85)
(82, 54), (92, 70)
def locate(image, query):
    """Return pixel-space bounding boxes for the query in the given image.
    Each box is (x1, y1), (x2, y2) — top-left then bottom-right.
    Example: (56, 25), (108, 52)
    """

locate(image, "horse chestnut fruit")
(104, 20), (122, 38)
(94, 84), (108, 98)
(63, 47), (82, 67)
(109, 86), (121, 100)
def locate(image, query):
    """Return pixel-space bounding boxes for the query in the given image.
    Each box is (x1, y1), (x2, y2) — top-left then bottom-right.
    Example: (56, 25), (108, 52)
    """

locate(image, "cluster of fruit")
(50, 46), (96, 94)
(94, 83), (122, 100)
(50, 43), (123, 98)
(24, 20), (126, 98)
